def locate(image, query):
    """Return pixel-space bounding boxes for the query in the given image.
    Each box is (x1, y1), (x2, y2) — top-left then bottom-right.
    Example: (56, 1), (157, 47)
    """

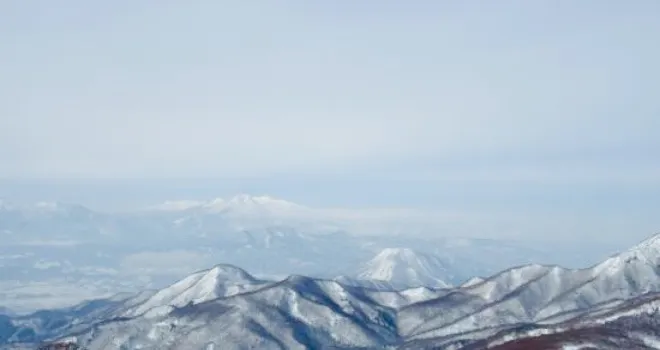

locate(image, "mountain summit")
(124, 264), (268, 318)
(611, 232), (660, 264)
(356, 248), (454, 288)
(149, 194), (307, 215)
(11, 233), (660, 349)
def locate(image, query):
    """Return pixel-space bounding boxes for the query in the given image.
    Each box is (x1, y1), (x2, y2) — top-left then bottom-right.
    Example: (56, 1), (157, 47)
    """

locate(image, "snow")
(460, 276), (485, 288)
(124, 264), (267, 317)
(595, 232), (660, 275)
(10, 229), (660, 349)
(487, 327), (557, 347)
(74, 273), (399, 349)
(6, 199), (660, 349)
(147, 194), (308, 215)
(397, 232), (660, 340)
(638, 334), (660, 349)
(0, 194), (566, 314)
(356, 248), (453, 288)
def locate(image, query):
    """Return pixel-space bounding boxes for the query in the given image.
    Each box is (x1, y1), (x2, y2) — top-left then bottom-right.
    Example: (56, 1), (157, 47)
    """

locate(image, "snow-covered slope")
(123, 264), (270, 318)
(354, 248), (455, 288)
(5, 193), (660, 350)
(460, 276), (486, 288)
(1, 195), (605, 314)
(0, 291), (155, 344)
(9, 232), (660, 349)
(399, 232), (660, 341)
(2, 197), (531, 314)
(67, 275), (399, 350)
(402, 293), (660, 350)
(466, 292), (660, 350)
(148, 194), (308, 216)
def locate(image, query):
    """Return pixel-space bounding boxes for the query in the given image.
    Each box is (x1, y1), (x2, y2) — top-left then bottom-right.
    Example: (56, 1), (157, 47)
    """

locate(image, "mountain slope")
(473, 292), (660, 350)
(354, 248), (455, 288)
(2, 195), (606, 315)
(70, 275), (399, 350)
(10, 233), (660, 349)
(123, 264), (269, 318)
(399, 233), (660, 341)
(0, 291), (154, 345)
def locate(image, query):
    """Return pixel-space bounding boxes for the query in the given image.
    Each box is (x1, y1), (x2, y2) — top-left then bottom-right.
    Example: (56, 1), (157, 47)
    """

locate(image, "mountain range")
(2, 231), (660, 349)
(1, 195), (611, 313)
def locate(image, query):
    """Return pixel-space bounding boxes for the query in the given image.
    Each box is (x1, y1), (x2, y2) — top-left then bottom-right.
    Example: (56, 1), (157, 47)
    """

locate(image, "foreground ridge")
(5, 232), (660, 349)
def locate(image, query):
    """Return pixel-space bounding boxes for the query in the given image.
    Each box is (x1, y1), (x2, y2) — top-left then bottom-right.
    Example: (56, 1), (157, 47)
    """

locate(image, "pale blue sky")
(1, 1), (659, 243)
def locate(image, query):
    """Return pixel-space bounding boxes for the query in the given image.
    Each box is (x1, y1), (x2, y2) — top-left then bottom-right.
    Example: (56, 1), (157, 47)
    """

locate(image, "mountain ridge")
(2, 231), (658, 349)
(146, 194), (308, 215)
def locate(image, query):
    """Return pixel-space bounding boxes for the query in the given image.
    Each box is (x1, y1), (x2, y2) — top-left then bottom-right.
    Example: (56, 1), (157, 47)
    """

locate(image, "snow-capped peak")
(219, 194), (304, 212)
(622, 232), (660, 260)
(200, 194), (308, 216)
(228, 193), (259, 204)
(148, 194), (307, 215)
(356, 248), (454, 288)
(376, 248), (423, 261)
(596, 232), (660, 273)
(125, 264), (268, 318)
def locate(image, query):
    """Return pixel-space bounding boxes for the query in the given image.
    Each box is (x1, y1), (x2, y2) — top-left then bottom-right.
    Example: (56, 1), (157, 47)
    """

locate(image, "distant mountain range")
(1, 195), (611, 313)
(2, 232), (660, 349)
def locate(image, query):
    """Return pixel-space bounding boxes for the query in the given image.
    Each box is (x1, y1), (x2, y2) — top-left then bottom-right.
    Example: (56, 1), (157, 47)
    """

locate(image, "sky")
(1, 1), (659, 243)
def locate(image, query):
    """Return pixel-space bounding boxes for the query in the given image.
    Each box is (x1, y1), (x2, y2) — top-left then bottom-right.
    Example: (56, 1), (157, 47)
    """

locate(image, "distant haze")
(1, 1), (659, 243)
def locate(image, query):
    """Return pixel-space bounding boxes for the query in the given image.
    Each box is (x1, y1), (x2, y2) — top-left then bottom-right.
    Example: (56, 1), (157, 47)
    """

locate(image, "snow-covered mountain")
(148, 194), (309, 217)
(353, 248), (455, 288)
(0, 290), (155, 345)
(428, 292), (660, 350)
(0, 195), (623, 316)
(397, 232), (660, 342)
(0, 200), (113, 244)
(123, 264), (270, 318)
(1, 232), (657, 349)
(32, 275), (402, 349)
(398, 293), (660, 349)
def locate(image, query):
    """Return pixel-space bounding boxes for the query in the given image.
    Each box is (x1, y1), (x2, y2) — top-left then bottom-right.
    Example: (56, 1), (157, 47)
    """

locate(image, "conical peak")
(375, 248), (419, 260)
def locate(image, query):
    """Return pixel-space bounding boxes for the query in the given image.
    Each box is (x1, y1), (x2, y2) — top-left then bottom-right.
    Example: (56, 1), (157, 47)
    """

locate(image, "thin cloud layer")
(0, 1), (658, 180)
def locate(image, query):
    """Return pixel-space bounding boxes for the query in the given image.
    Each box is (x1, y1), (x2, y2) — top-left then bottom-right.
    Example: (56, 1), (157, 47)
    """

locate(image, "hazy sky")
(1, 1), (659, 242)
